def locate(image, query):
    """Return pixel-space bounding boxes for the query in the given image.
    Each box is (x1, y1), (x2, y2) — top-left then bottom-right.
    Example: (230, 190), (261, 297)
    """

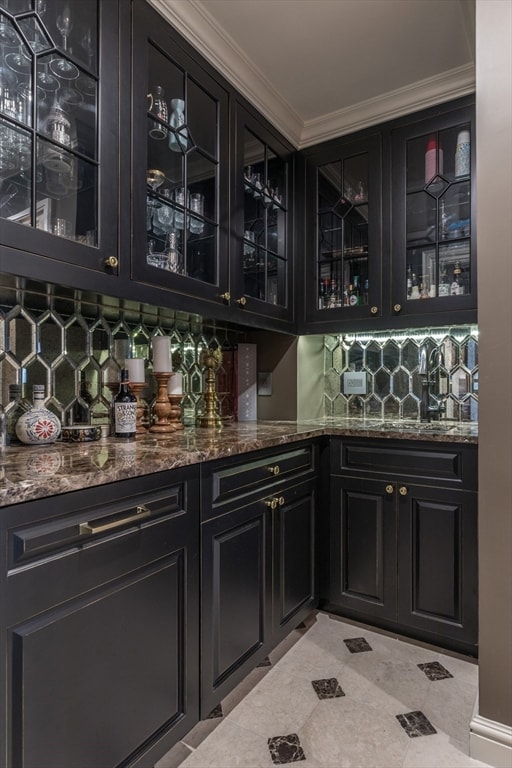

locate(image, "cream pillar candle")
(168, 372), (183, 395)
(152, 336), (171, 372)
(125, 357), (145, 383)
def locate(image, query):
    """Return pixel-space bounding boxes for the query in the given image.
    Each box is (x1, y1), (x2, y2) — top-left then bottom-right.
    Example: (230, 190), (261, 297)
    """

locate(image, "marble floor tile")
(158, 612), (490, 768)
(179, 719), (275, 768)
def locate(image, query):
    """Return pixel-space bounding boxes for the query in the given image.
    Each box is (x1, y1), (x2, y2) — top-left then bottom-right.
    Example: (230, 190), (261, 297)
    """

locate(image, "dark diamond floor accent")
(206, 704), (223, 719)
(396, 710), (437, 738)
(418, 661), (453, 681)
(268, 733), (306, 764)
(257, 656), (272, 668)
(344, 637), (373, 653)
(311, 677), (345, 699)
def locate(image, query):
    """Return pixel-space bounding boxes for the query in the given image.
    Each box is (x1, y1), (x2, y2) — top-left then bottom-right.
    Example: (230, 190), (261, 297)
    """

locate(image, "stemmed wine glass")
(56, 5), (73, 51)
(146, 168), (165, 208)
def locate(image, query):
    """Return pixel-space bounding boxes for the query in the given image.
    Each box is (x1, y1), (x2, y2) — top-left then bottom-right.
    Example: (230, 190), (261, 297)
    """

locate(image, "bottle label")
(114, 402), (137, 434)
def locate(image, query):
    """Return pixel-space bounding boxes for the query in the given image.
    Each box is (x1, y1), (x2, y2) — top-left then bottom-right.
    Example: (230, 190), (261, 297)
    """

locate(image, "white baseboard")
(470, 700), (512, 767)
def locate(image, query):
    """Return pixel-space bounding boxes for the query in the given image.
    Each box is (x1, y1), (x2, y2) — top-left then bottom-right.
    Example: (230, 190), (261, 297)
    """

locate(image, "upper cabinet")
(0, 0), (119, 280)
(301, 131), (383, 330)
(232, 103), (295, 325)
(390, 101), (476, 322)
(130, 0), (230, 309)
(299, 97), (476, 333)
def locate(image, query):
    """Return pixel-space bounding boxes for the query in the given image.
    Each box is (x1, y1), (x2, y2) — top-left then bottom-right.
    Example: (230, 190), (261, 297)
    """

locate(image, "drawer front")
(204, 443), (316, 517)
(3, 468), (199, 624)
(331, 438), (477, 489)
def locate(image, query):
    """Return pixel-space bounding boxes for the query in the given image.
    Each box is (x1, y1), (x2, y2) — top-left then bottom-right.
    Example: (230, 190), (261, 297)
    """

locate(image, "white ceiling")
(149, 0), (476, 148)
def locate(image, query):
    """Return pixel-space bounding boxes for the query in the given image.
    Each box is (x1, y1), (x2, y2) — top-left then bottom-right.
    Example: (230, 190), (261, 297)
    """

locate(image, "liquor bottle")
(451, 261), (465, 295)
(15, 385), (61, 445)
(113, 369), (137, 439)
(73, 371), (93, 424)
(349, 276), (362, 306)
(410, 272), (420, 299)
(5, 384), (31, 444)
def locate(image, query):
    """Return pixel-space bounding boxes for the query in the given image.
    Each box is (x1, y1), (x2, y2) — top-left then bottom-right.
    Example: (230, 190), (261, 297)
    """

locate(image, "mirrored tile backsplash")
(323, 326), (478, 421)
(0, 276), (246, 428)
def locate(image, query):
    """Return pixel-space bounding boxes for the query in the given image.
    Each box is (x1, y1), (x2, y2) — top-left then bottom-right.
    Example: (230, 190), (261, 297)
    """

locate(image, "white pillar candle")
(152, 336), (171, 372)
(125, 358), (145, 383)
(168, 372), (183, 395)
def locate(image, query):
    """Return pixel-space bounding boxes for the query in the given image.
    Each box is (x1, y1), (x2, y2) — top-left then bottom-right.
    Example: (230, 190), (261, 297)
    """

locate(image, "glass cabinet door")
(233, 105), (293, 323)
(131, 0), (229, 305)
(242, 128), (287, 307)
(391, 104), (475, 319)
(0, 0), (118, 270)
(304, 133), (382, 326)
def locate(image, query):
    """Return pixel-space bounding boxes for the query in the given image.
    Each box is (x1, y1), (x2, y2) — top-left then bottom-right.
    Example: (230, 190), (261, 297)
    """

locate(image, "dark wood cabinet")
(200, 443), (317, 717)
(0, 0), (121, 291)
(0, 468), (199, 768)
(325, 437), (478, 655)
(232, 101), (295, 327)
(299, 96), (476, 334)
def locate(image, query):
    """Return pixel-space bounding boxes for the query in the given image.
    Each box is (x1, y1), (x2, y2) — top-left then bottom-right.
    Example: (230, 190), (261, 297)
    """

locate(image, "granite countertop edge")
(0, 419), (478, 509)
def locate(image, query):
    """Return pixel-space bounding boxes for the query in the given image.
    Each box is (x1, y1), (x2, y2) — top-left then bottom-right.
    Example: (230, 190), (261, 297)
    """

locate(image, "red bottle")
(425, 134), (443, 184)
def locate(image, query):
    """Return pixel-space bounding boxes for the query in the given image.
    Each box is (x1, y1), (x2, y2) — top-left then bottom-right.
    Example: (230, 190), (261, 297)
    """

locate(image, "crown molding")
(148, 0), (475, 150)
(299, 64), (476, 148)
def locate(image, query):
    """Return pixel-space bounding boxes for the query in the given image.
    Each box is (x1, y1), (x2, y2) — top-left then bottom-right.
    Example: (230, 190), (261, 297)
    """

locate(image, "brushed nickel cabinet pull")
(385, 484), (394, 494)
(399, 486), (408, 496)
(104, 256), (119, 268)
(79, 505), (150, 535)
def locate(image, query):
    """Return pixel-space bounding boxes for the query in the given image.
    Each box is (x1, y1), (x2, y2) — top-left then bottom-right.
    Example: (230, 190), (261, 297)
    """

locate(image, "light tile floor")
(156, 612), (492, 768)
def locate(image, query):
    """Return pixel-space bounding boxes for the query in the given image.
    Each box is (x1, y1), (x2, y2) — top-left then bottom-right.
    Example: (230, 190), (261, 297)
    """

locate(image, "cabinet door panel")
(274, 486), (316, 635)
(330, 477), (397, 621)
(201, 502), (272, 716)
(9, 554), (188, 768)
(398, 486), (477, 647)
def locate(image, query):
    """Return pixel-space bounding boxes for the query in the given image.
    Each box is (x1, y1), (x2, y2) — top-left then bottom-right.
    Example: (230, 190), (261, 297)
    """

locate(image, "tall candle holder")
(129, 382), (149, 435)
(168, 394), (184, 429)
(149, 372), (175, 434)
(197, 348), (223, 429)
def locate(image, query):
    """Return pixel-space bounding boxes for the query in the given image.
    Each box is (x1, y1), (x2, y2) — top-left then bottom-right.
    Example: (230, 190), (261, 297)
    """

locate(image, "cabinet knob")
(371, 306), (378, 315)
(268, 465), (280, 476)
(265, 498), (278, 510)
(104, 256), (119, 269)
(278, 496), (285, 506)
(235, 297), (247, 306)
(219, 291), (231, 302)
(399, 486), (408, 496)
(385, 484), (394, 494)
(393, 303), (402, 314)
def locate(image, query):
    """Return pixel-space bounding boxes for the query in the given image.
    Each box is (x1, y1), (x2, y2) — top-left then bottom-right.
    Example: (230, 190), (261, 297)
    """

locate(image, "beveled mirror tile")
(383, 341), (400, 372)
(375, 368), (391, 398)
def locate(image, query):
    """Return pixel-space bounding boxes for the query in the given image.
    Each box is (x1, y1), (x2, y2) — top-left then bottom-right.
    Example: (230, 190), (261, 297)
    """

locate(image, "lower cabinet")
(326, 438), (478, 656)
(200, 444), (318, 717)
(0, 468), (200, 768)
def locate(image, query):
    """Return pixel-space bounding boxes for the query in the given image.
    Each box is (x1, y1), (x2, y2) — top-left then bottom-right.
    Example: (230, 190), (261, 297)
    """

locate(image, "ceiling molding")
(148, 0), (475, 150)
(299, 64), (476, 148)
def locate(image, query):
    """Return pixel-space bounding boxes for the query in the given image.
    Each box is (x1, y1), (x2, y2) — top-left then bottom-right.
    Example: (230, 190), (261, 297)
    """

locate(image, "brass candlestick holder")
(149, 372), (175, 434)
(197, 348), (223, 429)
(168, 394), (184, 429)
(128, 382), (149, 435)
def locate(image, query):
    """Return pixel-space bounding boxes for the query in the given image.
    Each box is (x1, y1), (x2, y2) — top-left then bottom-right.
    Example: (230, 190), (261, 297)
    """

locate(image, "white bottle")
(15, 385), (61, 445)
(455, 130), (470, 178)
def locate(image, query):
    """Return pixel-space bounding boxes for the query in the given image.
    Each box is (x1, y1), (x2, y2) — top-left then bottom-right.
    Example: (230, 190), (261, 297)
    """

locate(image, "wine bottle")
(451, 261), (465, 295)
(113, 369), (137, 438)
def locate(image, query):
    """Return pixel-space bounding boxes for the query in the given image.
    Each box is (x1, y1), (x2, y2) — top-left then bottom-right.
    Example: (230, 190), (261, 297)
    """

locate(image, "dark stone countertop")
(0, 418), (478, 509)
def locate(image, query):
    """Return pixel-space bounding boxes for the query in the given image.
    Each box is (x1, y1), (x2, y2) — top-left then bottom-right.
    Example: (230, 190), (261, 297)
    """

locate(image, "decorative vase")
(15, 385), (61, 445)
(168, 99), (188, 152)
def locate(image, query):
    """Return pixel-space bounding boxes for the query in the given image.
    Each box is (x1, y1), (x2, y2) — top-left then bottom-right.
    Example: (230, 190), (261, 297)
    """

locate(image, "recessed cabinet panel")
(11, 556), (184, 768)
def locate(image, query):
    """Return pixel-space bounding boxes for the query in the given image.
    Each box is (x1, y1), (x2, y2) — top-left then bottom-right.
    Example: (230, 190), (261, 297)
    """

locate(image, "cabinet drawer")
(331, 438), (477, 489)
(205, 443), (316, 515)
